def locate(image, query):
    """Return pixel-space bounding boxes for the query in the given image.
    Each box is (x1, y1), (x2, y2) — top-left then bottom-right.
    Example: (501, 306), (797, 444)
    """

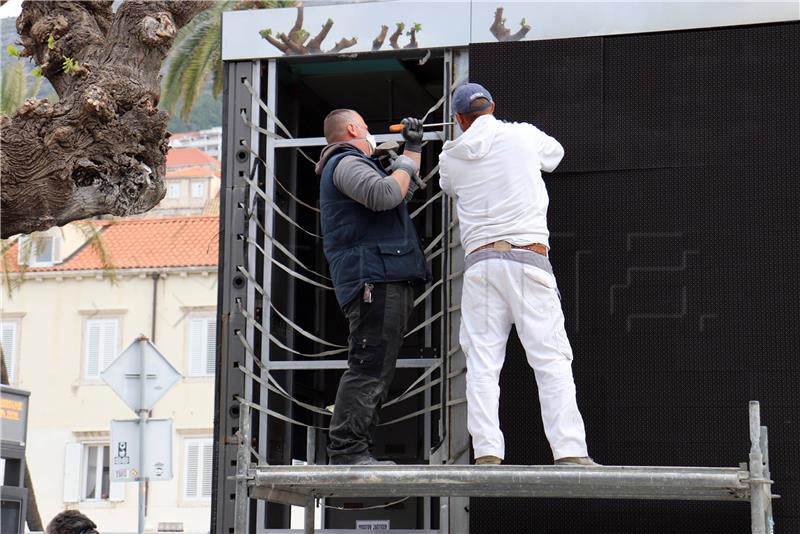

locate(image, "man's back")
(438, 114), (564, 254)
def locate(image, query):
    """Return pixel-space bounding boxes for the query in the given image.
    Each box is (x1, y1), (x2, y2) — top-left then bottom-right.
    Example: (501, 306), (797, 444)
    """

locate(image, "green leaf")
(31, 66), (43, 77)
(62, 56), (79, 74)
(47, 35), (56, 49)
(520, 17), (527, 26)
(6, 45), (19, 57)
(259, 28), (273, 38)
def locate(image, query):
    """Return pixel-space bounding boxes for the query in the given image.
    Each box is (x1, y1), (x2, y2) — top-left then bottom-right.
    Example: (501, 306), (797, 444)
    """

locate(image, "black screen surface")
(468, 21), (799, 534)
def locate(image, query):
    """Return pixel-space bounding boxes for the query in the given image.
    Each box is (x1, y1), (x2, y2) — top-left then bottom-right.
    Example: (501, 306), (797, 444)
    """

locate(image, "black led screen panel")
(468, 22), (799, 534)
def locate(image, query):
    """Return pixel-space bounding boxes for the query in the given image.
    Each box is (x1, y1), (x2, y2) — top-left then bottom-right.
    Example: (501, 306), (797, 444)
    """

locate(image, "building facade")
(169, 128), (222, 160)
(151, 148), (222, 218)
(1, 216), (219, 533)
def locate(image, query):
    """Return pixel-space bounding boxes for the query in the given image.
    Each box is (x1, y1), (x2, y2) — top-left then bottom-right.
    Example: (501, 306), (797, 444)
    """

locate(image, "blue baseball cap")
(452, 83), (493, 114)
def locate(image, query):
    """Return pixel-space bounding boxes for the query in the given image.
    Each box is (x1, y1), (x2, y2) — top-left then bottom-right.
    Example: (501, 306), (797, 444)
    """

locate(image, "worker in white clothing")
(439, 83), (597, 467)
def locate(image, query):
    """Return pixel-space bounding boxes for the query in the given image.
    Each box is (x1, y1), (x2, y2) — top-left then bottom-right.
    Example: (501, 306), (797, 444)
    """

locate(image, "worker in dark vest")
(315, 109), (428, 465)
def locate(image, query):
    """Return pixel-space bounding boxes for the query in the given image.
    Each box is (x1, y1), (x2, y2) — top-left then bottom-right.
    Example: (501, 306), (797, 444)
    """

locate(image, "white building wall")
(2, 269), (217, 533)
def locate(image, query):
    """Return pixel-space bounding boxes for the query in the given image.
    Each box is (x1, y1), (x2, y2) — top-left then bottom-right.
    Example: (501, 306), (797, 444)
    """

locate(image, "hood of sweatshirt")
(314, 142), (363, 175)
(441, 114), (498, 161)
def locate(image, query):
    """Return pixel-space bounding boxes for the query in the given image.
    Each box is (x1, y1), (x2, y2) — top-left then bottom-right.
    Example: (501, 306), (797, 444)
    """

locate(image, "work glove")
(388, 154), (421, 201)
(401, 117), (424, 153)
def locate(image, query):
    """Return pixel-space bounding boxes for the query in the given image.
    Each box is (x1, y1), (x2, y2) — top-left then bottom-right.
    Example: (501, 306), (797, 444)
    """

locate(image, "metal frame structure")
(216, 49), (468, 533)
(215, 48), (777, 534)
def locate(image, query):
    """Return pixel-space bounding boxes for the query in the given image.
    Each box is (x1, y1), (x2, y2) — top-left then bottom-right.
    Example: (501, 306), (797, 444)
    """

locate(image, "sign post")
(137, 340), (147, 534)
(102, 336), (181, 534)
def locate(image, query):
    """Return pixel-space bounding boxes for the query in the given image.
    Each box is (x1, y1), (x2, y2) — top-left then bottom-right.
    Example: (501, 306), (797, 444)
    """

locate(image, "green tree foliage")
(161, 0), (292, 120)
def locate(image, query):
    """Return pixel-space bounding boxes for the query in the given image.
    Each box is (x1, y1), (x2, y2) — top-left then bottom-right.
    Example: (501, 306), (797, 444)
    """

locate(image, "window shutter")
(101, 319), (118, 371)
(205, 319), (216, 375)
(85, 321), (101, 378)
(0, 322), (17, 383)
(17, 237), (30, 265)
(63, 443), (83, 503)
(185, 442), (199, 498)
(53, 235), (63, 263)
(201, 441), (213, 498)
(188, 319), (205, 377)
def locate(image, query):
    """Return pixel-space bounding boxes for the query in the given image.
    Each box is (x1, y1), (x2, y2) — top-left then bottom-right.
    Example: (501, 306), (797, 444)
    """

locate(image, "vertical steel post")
(749, 401), (766, 534)
(443, 47), (471, 534)
(760, 426), (774, 534)
(137, 338), (147, 534)
(212, 59), (256, 534)
(235, 402), (251, 534)
(304, 500), (315, 534)
(257, 58), (277, 529)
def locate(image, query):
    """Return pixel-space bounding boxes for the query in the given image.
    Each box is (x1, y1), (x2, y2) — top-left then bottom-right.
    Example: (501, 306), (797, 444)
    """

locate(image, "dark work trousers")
(327, 282), (414, 460)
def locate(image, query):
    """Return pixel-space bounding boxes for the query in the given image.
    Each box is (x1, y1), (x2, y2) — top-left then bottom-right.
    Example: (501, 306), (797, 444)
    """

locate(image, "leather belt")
(472, 240), (548, 257)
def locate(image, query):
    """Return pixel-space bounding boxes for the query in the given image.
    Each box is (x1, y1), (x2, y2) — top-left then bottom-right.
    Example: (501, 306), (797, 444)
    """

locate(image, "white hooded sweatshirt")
(438, 114), (564, 255)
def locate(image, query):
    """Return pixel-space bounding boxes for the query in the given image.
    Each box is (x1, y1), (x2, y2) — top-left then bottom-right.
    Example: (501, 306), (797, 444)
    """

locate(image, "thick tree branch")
(278, 31), (306, 54)
(389, 22), (404, 50)
(372, 24), (388, 51)
(1, 0), (213, 238)
(329, 36), (357, 54)
(490, 7), (510, 41)
(288, 2), (304, 43)
(306, 18), (333, 54)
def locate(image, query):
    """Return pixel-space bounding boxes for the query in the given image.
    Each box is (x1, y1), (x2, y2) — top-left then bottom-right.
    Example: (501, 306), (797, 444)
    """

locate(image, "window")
(191, 181), (205, 199)
(17, 235), (61, 267)
(0, 321), (18, 383)
(187, 316), (215, 377)
(84, 318), (118, 379)
(167, 182), (181, 199)
(184, 438), (212, 500)
(63, 442), (123, 503)
(82, 444), (110, 501)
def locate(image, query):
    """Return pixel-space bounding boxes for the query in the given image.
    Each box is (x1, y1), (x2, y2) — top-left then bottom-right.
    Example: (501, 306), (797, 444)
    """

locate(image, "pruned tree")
(260, 4), (357, 55)
(0, 1), (214, 239)
(490, 8), (531, 42)
(389, 22), (405, 50)
(372, 24), (388, 51)
(404, 22), (421, 49)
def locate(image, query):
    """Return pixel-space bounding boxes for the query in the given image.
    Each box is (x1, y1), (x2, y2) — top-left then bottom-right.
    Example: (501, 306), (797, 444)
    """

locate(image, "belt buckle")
(493, 241), (513, 252)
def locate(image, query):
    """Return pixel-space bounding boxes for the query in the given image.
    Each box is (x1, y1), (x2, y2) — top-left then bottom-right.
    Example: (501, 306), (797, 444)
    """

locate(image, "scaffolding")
(214, 44), (779, 534)
(248, 401), (776, 534)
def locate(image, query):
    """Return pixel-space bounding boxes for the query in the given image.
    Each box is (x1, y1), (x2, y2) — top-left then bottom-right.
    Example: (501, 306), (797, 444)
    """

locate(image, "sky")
(0, 0), (22, 18)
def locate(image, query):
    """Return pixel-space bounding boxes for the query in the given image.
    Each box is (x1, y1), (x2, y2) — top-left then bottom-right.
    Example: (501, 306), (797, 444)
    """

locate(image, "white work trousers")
(460, 257), (588, 461)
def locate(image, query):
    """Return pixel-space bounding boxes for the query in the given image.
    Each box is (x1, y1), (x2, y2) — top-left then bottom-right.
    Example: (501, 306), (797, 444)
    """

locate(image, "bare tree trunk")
(1, 348), (43, 532)
(0, 0), (213, 238)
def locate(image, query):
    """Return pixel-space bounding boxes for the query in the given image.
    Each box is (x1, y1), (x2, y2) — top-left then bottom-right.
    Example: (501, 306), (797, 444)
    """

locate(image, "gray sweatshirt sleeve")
(332, 156), (404, 211)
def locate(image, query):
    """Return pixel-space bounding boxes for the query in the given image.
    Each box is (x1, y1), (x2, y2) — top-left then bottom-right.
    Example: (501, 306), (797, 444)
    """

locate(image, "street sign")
(101, 338), (181, 412)
(110, 419), (173, 481)
(0, 386), (29, 446)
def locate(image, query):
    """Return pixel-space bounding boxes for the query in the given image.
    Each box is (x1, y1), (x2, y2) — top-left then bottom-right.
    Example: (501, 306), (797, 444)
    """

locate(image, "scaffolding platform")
(241, 402), (776, 534)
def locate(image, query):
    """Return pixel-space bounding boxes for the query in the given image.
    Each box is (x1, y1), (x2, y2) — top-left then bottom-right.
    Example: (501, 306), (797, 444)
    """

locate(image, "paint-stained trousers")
(460, 255), (588, 461)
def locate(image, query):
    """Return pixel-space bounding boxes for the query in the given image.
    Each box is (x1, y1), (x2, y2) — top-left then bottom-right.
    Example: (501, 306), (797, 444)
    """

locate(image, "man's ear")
(490, 102), (496, 114)
(345, 122), (358, 138)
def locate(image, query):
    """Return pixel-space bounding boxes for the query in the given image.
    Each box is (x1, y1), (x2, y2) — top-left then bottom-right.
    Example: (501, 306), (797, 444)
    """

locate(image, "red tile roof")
(166, 147), (221, 169)
(166, 165), (221, 179)
(4, 216), (219, 272)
